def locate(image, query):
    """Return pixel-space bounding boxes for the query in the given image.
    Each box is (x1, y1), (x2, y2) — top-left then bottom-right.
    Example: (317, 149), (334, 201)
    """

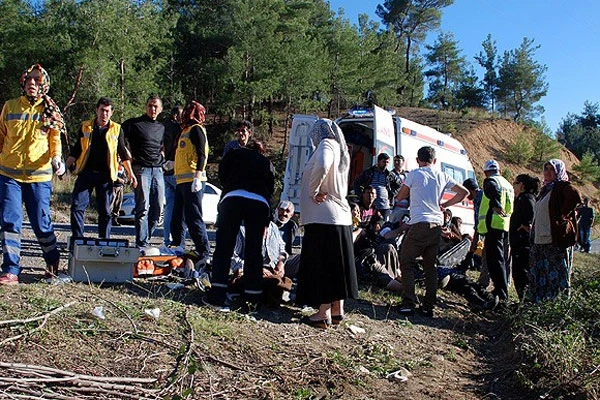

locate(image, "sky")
(328, 0), (600, 134)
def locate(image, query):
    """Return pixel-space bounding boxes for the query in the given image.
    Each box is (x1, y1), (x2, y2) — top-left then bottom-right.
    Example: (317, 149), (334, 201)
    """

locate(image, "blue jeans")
(0, 175), (60, 276)
(70, 171), (114, 238)
(579, 224), (592, 253)
(171, 181), (209, 258)
(163, 174), (186, 246)
(133, 166), (165, 247)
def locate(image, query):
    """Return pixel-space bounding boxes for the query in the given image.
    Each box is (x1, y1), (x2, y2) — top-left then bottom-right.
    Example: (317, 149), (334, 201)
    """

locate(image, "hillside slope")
(397, 107), (597, 201)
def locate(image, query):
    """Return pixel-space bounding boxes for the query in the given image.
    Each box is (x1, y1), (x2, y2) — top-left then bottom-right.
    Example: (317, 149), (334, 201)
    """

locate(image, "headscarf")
(181, 100), (206, 128)
(20, 64), (66, 137)
(539, 158), (569, 200)
(309, 118), (349, 174)
(544, 159), (569, 185)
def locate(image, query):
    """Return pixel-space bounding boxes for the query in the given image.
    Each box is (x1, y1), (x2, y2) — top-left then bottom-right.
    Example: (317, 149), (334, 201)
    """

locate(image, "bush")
(572, 151), (600, 184)
(505, 132), (532, 164)
(511, 254), (600, 399)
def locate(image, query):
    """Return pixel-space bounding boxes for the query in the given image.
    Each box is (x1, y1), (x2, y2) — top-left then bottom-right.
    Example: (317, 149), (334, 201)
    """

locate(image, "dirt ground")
(0, 221), (531, 400)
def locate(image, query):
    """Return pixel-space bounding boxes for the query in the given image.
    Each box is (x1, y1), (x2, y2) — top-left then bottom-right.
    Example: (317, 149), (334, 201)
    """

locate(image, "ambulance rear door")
(373, 105), (396, 166)
(280, 114), (318, 214)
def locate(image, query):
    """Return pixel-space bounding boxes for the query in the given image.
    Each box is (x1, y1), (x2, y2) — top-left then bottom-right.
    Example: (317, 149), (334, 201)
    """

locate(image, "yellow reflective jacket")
(73, 119), (121, 182)
(0, 96), (62, 183)
(174, 124), (208, 184)
(478, 174), (514, 234)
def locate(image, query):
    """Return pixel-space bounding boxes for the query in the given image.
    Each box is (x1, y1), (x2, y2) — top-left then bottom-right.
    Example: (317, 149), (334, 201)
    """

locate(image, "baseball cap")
(463, 178), (479, 191)
(483, 159), (499, 172)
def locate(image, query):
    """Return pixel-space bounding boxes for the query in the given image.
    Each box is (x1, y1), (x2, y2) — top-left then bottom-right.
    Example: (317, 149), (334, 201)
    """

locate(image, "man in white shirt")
(395, 146), (468, 317)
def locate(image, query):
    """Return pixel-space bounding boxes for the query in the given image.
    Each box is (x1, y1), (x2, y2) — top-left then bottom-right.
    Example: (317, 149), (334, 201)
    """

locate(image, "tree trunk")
(119, 59), (125, 122)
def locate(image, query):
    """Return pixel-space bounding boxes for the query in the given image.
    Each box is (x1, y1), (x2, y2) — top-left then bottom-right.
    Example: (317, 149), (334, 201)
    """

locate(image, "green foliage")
(573, 152), (600, 184)
(530, 128), (562, 165)
(452, 67), (486, 110)
(496, 38), (548, 122)
(505, 132), (532, 164)
(424, 31), (466, 110)
(510, 254), (600, 399)
(558, 101), (600, 167)
(0, 0), (556, 143)
(293, 388), (313, 400)
(474, 34), (499, 111)
(376, 0), (452, 105)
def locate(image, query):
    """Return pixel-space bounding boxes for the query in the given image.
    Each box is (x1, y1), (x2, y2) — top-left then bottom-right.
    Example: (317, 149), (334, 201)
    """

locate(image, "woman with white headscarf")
(529, 159), (581, 303)
(296, 119), (358, 328)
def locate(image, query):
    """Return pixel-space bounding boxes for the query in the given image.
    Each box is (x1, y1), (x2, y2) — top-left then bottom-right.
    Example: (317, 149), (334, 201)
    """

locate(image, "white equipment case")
(68, 237), (140, 283)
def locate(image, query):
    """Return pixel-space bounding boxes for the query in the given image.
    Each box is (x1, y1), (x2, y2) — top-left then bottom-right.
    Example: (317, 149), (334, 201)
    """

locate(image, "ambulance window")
(441, 163), (466, 183)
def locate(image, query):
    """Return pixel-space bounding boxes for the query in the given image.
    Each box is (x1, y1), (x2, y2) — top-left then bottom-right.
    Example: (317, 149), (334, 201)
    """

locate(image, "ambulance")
(280, 105), (477, 234)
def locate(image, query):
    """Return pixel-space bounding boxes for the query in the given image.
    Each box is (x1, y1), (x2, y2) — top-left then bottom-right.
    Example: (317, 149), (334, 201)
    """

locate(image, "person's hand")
(65, 156), (76, 172)
(274, 261), (285, 278)
(262, 268), (275, 278)
(162, 160), (174, 172)
(441, 227), (451, 238)
(492, 207), (507, 217)
(313, 192), (327, 204)
(192, 178), (202, 193)
(51, 156), (65, 177)
(130, 175), (138, 189)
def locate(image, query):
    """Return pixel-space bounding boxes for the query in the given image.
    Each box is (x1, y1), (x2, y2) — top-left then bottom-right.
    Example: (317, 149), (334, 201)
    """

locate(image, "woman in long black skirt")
(296, 119), (358, 328)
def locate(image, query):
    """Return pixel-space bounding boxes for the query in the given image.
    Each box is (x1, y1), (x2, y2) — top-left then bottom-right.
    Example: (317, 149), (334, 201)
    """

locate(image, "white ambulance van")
(280, 106), (477, 234)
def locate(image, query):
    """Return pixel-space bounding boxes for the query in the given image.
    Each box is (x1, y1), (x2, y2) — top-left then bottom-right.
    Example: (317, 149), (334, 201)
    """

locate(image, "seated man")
(273, 200), (298, 255)
(353, 215), (402, 292)
(230, 221), (295, 306)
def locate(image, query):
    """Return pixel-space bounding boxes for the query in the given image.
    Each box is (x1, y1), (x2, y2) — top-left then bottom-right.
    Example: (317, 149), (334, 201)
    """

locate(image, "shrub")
(572, 151), (600, 184)
(505, 132), (532, 164)
(511, 254), (600, 399)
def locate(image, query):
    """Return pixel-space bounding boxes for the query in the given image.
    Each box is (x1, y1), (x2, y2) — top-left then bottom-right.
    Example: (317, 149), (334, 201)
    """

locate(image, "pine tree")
(496, 38), (548, 122)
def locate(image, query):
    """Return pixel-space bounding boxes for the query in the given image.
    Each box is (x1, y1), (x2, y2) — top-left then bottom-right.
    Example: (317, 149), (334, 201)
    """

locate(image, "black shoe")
(397, 304), (415, 317)
(482, 295), (500, 311)
(419, 306), (434, 318)
(201, 293), (230, 312)
(112, 218), (121, 226)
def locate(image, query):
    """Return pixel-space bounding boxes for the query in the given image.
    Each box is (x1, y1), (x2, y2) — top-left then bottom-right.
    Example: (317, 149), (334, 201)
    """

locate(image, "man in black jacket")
(122, 95), (165, 248)
(204, 141), (275, 310)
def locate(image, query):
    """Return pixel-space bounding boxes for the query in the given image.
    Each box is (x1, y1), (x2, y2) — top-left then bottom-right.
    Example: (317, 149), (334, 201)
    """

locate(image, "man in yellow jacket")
(66, 97), (137, 238)
(0, 64), (65, 284)
(478, 160), (514, 303)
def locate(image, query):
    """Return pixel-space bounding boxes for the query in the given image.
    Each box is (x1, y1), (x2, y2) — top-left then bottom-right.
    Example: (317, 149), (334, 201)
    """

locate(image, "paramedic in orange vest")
(66, 97), (137, 239)
(0, 64), (65, 284)
(478, 159), (514, 303)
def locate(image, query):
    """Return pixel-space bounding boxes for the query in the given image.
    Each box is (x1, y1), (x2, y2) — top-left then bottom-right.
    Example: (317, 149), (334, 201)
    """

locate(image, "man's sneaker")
(397, 304), (415, 317)
(0, 273), (19, 285)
